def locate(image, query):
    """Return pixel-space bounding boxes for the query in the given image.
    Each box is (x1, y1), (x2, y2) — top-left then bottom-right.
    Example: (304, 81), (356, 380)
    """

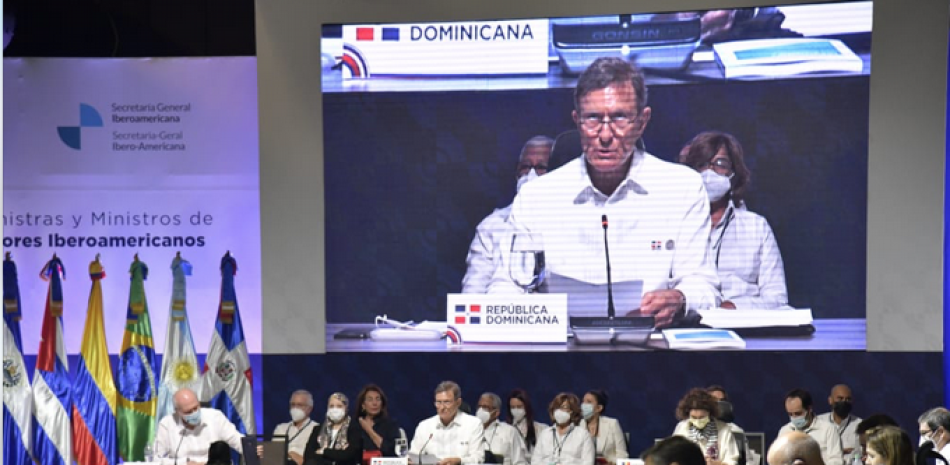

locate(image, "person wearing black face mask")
(816, 385), (862, 463)
(707, 386), (753, 465)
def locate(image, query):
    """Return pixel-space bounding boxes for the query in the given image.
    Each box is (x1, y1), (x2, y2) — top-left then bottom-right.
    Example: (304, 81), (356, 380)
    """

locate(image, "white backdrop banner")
(3, 57), (262, 355)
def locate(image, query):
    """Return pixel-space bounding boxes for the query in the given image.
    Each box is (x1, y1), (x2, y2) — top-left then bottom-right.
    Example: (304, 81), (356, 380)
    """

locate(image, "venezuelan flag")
(116, 256), (158, 462)
(72, 256), (118, 465)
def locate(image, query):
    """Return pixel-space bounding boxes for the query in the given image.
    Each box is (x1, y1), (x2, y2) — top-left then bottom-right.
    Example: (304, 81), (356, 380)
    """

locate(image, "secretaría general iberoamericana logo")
(57, 103), (103, 150)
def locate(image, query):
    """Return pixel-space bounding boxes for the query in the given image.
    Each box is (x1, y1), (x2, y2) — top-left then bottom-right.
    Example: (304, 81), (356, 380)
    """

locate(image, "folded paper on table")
(714, 38), (863, 79)
(663, 328), (746, 350)
(697, 308), (815, 337)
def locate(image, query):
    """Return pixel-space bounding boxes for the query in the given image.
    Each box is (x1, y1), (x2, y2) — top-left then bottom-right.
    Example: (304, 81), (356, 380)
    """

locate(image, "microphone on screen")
(602, 214), (616, 319)
(419, 433), (434, 465)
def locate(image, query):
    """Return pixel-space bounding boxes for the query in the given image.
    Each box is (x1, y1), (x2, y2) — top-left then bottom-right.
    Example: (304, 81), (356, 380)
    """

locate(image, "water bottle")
(144, 443), (155, 463)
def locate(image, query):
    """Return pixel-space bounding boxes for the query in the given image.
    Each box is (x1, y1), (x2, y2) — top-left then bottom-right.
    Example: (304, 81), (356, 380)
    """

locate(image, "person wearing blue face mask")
(678, 131), (789, 310)
(779, 389), (844, 465)
(154, 388), (244, 465)
(462, 135), (554, 294)
(578, 390), (627, 464)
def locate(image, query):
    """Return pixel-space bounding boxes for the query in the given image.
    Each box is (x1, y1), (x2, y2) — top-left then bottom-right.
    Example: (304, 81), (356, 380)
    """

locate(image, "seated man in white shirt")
(154, 388), (244, 465)
(778, 389), (842, 465)
(918, 407), (950, 462)
(462, 135), (554, 294)
(273, 390), (320, 465)
(477, 392), (528, 465)
(410, 381), (485, 465)
(815, 385), (861, 461)
(488, 57), (719, 328)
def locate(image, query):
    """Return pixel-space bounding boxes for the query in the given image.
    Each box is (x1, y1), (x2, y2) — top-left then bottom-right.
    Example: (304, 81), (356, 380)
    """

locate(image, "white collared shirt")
(462, 205), (512, 293)
(779, 418), (844, 465)
(711, 202), (789, 309)
(531, 424), (595, 465)
(816, 412), (861, 455)
(484, 420), (529, 465)
(579, 416), (628, 462)
(410, 412), (485, 464)
(489, 153), (720, 312)
(273, 418), (319, 456)
(513, 420), (548, 461)
(154, 408), (244, 465)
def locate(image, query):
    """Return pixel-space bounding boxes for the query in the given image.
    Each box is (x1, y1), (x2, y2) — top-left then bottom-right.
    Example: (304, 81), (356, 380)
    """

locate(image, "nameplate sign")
(371, 458), (409, 465)
(446, 294), (568, 344)
(340, 20), (549, 77)
(617, 459), (645, 465)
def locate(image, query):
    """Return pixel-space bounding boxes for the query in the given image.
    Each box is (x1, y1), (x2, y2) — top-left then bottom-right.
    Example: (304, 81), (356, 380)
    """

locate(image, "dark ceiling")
(4, 0), (255, 57)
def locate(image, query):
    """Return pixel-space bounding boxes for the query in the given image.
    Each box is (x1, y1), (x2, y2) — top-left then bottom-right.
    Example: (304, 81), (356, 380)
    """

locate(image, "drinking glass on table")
(395, 438), (408, 458)
(508, 230), (545, 293)
(143, 442), (155, 463)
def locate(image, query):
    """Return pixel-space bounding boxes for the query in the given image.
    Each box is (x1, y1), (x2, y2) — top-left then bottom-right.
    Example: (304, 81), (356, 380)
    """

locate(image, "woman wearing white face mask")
(531, 393), (595, 465)
(679, 131), (789, 310)
(578, 390), (627, 464)
(507, 389), (549, 462)
(672, 388), (739, 465)
(304, 393), (363, 465)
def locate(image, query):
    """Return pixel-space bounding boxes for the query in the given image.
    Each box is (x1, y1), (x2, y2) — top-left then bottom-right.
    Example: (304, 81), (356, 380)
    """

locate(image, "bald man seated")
(153, 388), (245, 465)
(815, 385), (861, 457)
(768, 432), (825, 465)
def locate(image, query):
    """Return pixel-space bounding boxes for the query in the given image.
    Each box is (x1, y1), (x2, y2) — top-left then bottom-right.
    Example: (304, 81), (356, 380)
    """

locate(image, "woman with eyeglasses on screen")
(531, 393), (595, 465)
(679, 131), (789, 310)
(304, 393), (362, 465)
(506, 389), (549, 462)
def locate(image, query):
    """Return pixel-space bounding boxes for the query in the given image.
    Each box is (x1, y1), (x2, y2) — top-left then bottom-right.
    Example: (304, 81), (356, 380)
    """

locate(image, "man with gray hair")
(272, 390), (319, 465)
(411, 381), (485, 465)
(462, 135), (554, 293)
(918, 407), (950, 460)
(476, 392), (528, 465)
(768, 431), (825, 465)
(487, 57), (719, 327)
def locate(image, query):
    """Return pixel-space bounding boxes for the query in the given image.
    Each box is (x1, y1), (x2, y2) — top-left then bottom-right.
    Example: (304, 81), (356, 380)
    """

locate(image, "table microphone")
(602, 214), (615, 319)
(174, 428), (187, 465)
(419, 433), (433, 465)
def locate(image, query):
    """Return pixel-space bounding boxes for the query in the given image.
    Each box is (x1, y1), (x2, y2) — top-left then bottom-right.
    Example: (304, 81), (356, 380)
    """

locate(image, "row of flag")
(2, 251), (256, 465)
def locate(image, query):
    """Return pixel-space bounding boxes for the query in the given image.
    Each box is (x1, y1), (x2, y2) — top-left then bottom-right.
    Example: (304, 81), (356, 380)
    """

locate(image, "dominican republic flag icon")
(356, 27), (400, 41)
(454, 305), (481, 324)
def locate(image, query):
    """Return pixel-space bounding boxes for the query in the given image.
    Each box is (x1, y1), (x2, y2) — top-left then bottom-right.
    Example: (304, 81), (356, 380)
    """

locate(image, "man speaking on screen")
(487, 57), (720, 328)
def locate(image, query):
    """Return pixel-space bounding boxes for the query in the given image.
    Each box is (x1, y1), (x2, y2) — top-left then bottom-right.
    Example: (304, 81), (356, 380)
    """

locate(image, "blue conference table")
(325, 319), (865, 352)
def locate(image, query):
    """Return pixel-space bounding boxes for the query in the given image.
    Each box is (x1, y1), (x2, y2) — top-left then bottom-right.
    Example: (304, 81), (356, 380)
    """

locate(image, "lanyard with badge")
(288, 420), (312, 445)
(713, 209), (735, 268)
(552, 426), (574, 465)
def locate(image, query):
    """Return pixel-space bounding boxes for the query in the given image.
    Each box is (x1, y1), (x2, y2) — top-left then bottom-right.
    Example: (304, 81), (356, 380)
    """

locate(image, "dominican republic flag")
(200, 252), (255, 435)
(4, 255), (33, 465)
(72, 256), (118, 465)
(116, 257), (158, 462)
(157, 254), (200, 423)
(32, 256), (72, 465)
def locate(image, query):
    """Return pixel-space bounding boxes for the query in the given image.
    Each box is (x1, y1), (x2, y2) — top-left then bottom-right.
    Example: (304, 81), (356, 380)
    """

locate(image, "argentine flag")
(157, 254), (200, 422)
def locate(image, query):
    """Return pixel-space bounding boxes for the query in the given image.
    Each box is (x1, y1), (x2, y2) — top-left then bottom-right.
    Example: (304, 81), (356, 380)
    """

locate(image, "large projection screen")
(255, 0), (947, 354)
